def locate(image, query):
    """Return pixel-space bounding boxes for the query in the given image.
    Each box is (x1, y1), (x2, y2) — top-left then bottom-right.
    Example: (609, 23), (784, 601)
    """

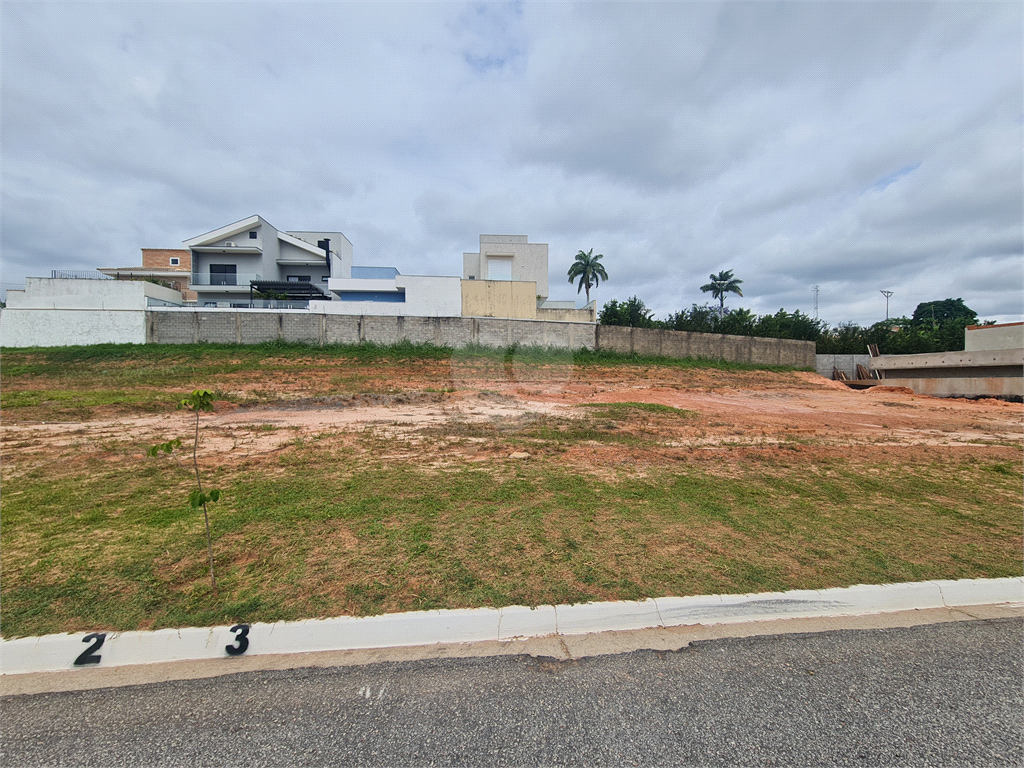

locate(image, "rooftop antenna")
(812, 285), (819, 320)
(880, 290), (894, 320)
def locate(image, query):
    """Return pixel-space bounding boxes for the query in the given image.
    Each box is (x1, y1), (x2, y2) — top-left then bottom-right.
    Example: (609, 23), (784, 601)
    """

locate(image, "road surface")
(2, 618), (1020, 766)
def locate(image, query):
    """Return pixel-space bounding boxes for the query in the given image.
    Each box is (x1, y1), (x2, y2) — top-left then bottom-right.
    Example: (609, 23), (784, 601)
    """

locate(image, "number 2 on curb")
(226, 624), (249, 656)
(74, 633), (106, 666)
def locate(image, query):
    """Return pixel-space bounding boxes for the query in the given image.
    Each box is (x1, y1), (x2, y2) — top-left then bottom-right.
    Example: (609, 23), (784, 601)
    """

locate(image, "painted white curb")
(2, 577), (1020, 676)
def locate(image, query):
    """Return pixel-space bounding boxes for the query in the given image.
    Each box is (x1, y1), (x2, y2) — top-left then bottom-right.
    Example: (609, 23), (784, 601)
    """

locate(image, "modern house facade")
(463, 235), (549, 298)
(184, 215), (352, 307)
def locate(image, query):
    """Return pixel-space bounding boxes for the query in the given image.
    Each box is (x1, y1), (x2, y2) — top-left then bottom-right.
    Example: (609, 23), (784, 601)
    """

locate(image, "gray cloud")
(2, 1), (1020, 327)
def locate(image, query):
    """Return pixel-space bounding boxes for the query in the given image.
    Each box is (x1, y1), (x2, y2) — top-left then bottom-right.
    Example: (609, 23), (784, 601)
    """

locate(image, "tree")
(567, 249), (609, 305)
(910, 298), (977, 328)
(700, 270), (744, 310)
(599, 296), (654, 328)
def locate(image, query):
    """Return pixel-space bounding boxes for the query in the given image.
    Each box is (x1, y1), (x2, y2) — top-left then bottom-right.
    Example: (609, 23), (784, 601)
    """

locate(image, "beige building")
(460, 234), (595, 322)
(463, 235), (549, 298)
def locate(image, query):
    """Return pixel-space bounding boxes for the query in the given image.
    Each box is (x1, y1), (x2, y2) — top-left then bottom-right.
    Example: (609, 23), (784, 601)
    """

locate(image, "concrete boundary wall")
(146, 309), (597, 352)
(4, 306), (815, 368)
(145, 309), (817, 367)
(594, 324), (816, 368)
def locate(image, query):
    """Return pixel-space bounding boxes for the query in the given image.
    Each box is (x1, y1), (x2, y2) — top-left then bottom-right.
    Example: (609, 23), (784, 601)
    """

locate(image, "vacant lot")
(2, 342), (1021, 638)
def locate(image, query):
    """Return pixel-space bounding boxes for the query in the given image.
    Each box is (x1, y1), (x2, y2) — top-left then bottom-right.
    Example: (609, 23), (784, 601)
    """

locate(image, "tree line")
(599, 296), (990, 355)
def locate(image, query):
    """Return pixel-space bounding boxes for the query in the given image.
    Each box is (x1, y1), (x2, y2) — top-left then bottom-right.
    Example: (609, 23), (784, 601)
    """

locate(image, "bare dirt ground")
(3, 364), (1020, 476)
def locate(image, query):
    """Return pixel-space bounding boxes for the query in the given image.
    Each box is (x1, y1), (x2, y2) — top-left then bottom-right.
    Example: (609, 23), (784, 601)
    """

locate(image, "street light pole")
(880, 290), (894, 320)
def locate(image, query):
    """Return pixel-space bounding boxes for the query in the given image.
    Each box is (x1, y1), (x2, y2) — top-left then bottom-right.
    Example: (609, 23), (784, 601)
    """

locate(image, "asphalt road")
(2, 618), (1020, 767)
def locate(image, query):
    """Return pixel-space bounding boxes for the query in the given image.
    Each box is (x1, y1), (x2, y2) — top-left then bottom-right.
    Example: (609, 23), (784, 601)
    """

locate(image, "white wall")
(0, 309), (147, 347)
(5, 278), (182, 309)
(324, 275), (462, 316)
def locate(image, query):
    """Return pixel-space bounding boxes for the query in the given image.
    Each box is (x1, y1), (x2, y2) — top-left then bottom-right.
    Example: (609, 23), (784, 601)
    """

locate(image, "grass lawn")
(1, 342), (1020, 638)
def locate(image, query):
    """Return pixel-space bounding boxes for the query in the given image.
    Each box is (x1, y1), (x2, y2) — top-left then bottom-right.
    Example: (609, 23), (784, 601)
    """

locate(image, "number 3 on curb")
(74, 633), (106, 666)
(226, 624), (249, 656)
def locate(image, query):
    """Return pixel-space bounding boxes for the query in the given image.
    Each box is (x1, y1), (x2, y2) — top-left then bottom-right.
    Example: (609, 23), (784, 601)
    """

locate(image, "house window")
(287, 275), (311, 282)
(210, 264), (237, 286)
(249, 231), (257, 239)
(169, 257), (180, 266)
(335, 290), (405, 303)
(204, 302), (217, 307)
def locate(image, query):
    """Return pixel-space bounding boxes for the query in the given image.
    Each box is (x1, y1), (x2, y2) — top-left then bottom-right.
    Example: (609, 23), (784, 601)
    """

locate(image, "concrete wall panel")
(476, 318), (512, 348)
(361, 316), (401, 345)
(965, 323), (1024, 352)
(816, 354), (871, 379)
(399, 316), (437, 345)
(324, 315), (360, 345)
(282, 313), (322, 344)
(877, 376), (1023, 399)
(0, 309), (147, 347)
(236, 312), (280, 344)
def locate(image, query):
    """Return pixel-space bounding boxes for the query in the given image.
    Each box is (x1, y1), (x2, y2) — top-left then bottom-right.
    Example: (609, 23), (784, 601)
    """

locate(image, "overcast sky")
(2, 1), (1021, 325)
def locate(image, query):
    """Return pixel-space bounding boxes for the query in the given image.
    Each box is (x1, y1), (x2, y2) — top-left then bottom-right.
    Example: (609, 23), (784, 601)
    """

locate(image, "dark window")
(287, 275), (311, 282)
(169, 257), (180, 266)
(334, 290), (406, 303)
(204, 302), (217, 307)
(210, 264), (237, 286)
(248, 231), (257, 239)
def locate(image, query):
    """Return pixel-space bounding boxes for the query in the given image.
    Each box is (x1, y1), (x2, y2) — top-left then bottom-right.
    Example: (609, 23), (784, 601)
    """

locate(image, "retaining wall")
(815, 354), (871, 380)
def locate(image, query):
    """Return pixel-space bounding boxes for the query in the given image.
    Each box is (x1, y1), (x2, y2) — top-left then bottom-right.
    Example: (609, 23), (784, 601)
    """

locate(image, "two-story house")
(185, 215), (353, 307)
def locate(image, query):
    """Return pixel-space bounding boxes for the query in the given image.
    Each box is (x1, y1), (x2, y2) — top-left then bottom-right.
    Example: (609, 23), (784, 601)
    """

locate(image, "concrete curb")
(3, 577), (1021, 677)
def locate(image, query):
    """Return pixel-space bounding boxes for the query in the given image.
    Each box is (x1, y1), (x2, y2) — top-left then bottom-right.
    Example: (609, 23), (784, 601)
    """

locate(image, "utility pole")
(880, 290), (894, 320)
(812, 285), (819, 320)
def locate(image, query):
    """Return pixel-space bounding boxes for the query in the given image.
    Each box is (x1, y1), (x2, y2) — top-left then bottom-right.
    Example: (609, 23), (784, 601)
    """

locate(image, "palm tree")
(700, 269), (743, 311)
(567, 249), (609, 305)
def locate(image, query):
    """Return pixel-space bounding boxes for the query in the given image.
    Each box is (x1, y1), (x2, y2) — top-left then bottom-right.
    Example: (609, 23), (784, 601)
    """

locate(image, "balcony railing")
(190, 272), (262, 287)
(195, 300), (311, 310)
(51, 270), (111, 280)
